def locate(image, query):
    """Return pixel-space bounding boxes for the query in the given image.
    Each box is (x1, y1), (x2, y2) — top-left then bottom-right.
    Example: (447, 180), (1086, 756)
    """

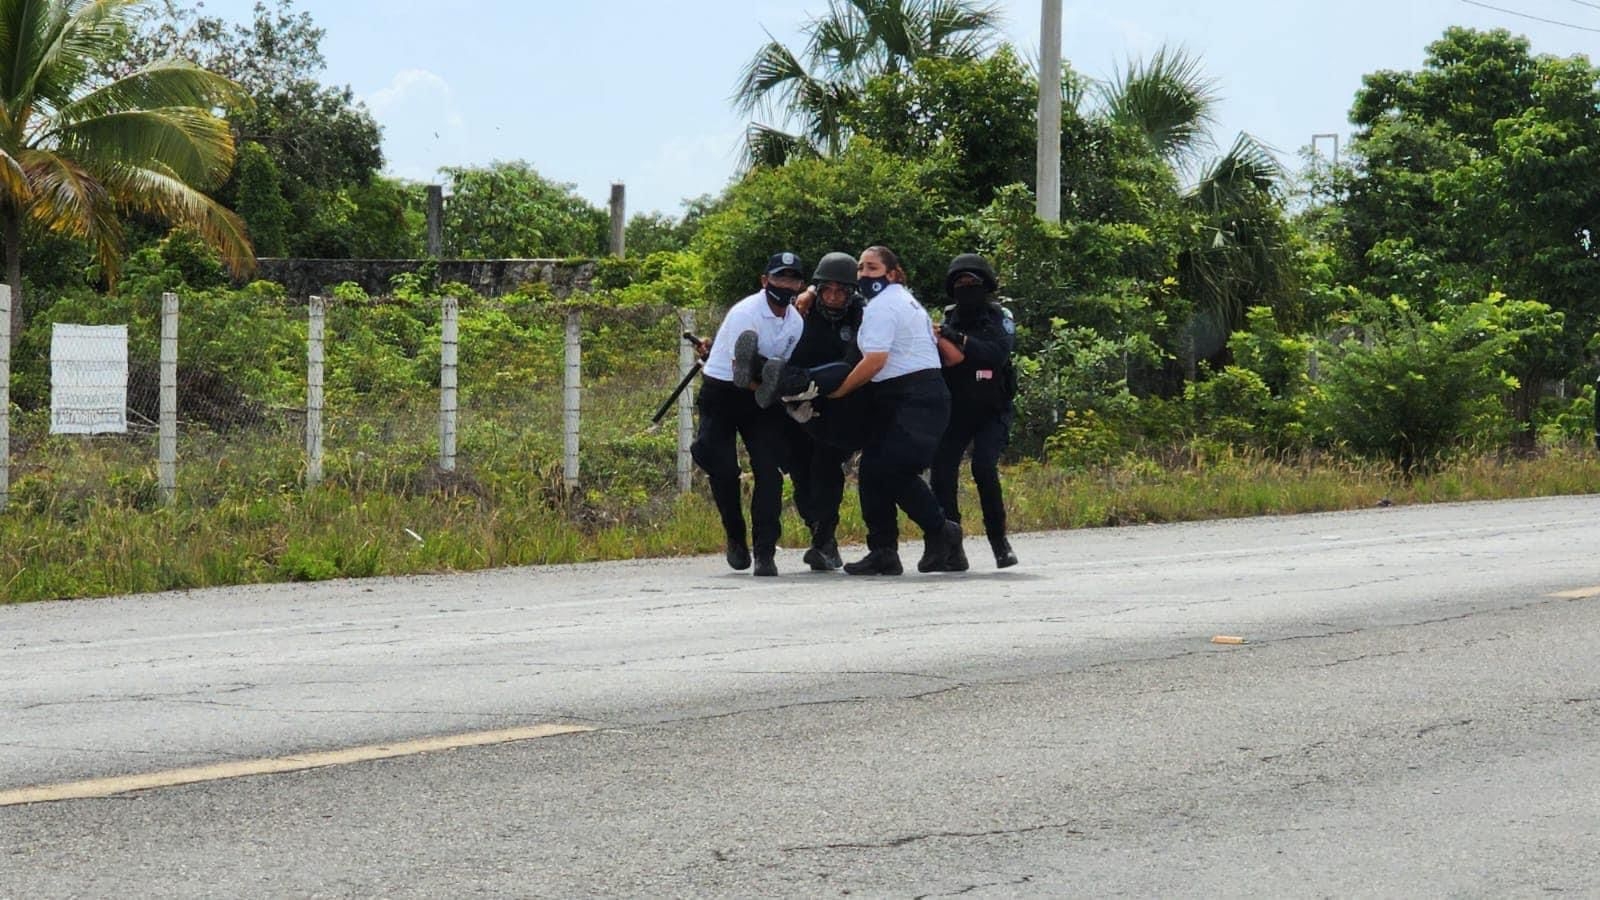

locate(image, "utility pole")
(1312, 133), (1340, 167)
(1036, 0), (1063, 223)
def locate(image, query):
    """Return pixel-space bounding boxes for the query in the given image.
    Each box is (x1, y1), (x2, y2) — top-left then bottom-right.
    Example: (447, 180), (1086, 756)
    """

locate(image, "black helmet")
(945, 253), (998, 295)
(812, 251), (859, 287)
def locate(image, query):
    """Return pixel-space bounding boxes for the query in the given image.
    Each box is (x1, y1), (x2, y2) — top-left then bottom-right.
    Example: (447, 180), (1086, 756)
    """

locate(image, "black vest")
(790, 297), (865, 369)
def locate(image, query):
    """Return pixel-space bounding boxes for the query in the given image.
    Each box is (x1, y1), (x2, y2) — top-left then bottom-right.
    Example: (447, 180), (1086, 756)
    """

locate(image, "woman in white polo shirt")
(826, 245), (964, 575)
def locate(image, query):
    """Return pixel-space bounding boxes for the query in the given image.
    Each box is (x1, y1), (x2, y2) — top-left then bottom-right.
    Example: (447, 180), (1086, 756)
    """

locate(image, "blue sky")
(192, 0), (1600, 216)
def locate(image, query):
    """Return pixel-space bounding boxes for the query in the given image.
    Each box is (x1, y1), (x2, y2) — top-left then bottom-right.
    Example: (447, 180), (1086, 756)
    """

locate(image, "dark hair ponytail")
(863, 245), (907, 283)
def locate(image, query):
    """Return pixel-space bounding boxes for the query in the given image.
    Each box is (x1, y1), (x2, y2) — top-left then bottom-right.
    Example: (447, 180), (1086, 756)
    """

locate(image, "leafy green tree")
(294, 177), (425, 259)
(624, 212), (692, 258)
(0, 0), (253, 340)
(108, 0), (398, 259)
(1312, 294), (1531, 470)
(845, 46), (1037, 209)
(107, 0), (383, 192)
(734, 0), (1003, 166)
(1339, 27), (1600, 379)
(233, 141), (290, 256)
(690, 140), (955, 303)
(440, 161), (607, 260)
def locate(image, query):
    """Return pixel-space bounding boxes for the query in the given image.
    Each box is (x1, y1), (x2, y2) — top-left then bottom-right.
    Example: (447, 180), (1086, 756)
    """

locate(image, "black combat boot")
(803, 535), (842, 571)
(943, 520), (969, 572)
(726, 538), (751, 571)
(917, 520), (964, 573)
(844, 548), (903, 575)
(752, 550), (778, 576)
(990, 534), (1018, 569)
(754, 357), (786, 408)
(731, 330), (760, 389)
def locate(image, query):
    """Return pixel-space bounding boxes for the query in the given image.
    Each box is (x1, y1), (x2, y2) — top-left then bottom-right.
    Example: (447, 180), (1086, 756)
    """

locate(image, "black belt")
(876, 368), (942, 388)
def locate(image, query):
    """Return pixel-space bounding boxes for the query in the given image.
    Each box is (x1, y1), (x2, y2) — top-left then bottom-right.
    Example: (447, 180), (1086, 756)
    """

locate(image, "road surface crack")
(781, 822), (1081, 854)
(914, 875), (1035, 898)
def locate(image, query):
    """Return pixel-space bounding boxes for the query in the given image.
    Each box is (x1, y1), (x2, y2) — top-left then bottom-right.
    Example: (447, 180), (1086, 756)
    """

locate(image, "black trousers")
(691, 377), (786, 553)
(857, 371), (951, 551)
(783, 418), (852, 545)
(931, 409), (1012, 540)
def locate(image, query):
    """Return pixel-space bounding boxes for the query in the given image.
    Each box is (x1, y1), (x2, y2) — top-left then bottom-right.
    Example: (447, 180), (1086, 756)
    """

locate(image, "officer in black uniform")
(756, 251), (869, 570)
(931, 253), (1019, 569)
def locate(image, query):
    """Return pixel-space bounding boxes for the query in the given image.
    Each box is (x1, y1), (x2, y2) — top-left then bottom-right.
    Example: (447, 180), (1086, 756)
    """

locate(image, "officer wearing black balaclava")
(931, 253), (1019, 569)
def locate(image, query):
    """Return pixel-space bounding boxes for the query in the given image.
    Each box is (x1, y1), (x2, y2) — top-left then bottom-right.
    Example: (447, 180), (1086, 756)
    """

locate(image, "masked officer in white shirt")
(825, 245), (964, 575)
(691, 252), (806, 576)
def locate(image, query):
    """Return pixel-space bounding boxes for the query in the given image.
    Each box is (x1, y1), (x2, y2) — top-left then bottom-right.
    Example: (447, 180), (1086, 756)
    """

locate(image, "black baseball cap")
(765, 251), (804, 277)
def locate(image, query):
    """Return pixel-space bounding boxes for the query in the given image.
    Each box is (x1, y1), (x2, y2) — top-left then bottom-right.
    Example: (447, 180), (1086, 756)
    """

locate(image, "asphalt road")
(2, 496), (1598, 897)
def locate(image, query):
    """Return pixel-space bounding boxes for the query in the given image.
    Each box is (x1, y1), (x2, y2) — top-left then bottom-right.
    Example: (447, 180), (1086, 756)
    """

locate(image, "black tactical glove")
(938, 323), (965, 345)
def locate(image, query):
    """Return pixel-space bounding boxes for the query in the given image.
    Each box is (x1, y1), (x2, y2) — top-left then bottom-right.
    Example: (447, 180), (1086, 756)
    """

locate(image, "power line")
(1459, 0), (1600, 31)
(1569, 0), (1600, 13)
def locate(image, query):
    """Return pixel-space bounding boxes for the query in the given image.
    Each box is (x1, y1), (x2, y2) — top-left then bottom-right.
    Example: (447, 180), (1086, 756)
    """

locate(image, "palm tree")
(1088, 47), (1292, 373)
(1098, 46), (1221, 169)
(734, 0), (1003, 167)
(0, 0), (253, 342)
(1179, 133), (1294, 345)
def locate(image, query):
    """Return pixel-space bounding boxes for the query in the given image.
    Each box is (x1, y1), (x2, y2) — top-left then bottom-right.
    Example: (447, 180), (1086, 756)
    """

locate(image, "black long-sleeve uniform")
(931, 300), (1016, 547)
(782, 296), (868, 549)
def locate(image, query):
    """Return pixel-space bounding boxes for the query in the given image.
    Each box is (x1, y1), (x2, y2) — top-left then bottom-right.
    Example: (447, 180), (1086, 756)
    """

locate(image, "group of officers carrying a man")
(691, 245), (1019, 577)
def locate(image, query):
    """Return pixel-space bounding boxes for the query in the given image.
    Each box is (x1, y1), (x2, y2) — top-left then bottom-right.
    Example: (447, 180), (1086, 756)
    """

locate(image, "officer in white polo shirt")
(825, 245), (964, 575)
(691, 251), (807, 576)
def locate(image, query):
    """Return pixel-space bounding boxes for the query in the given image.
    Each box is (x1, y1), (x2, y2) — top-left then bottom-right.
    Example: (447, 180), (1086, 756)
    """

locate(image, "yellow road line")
(1551, 586), (1600, 600)
(0, 723), (595, 807)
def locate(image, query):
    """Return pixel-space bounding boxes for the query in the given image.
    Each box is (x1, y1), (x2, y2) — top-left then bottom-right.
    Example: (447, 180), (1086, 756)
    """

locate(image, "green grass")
(4, 434), (1598, 603)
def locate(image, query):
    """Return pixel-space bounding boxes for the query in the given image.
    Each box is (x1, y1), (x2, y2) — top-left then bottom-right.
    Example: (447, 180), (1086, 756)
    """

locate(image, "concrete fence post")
(158, 292), (179, 505)
(677, 308), (696, 493)
(439, 295), (459, 472)
(563, 310), (581, 493)
(426, 185), (444, 258)
(608, 183), (626, 259)
(0, 284), (10, 512)
(306, 296), (326, 488)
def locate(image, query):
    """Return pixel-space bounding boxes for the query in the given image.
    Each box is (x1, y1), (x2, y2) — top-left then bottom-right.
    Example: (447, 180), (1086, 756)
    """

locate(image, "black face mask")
(766, 284), (798, 307)
(953, 284), (989, 308)
(861, 276), (892, 298)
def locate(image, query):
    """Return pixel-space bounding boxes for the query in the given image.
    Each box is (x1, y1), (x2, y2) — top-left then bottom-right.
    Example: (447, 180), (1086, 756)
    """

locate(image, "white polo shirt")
(702, 290), (804, 382)
(856, 283), (941, 381)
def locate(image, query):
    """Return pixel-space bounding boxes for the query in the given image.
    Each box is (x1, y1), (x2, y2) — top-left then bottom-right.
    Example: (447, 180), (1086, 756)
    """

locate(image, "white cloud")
(632, 129), (745, 215)
(362, 68), (472, 184)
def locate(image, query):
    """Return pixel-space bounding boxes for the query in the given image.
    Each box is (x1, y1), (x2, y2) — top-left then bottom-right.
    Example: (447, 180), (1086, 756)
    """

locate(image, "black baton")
(650, 332), (706, 425)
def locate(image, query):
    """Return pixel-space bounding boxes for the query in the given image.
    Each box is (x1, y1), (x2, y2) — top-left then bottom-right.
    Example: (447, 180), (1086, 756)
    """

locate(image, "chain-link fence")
(0, 289), (700, 518)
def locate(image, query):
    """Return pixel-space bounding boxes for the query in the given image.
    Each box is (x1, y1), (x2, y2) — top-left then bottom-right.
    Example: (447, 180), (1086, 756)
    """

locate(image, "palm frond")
(794, 77), (856, 155)
(102, 161), (255, 278)
(19, 148), (121, 253)
(733, 37), (811, 119)
(57, 106), (235, 189)
(740, 123), (813, 171)
(924, 0), (1002, 59)
(60, 58), (242, 122)
(1188, 132), (1284, 213)
(25, 0), (132, 107)
(810, 2), (872, 76)
(1102, 45), (1220, 163)
(0, 146), (29, 204)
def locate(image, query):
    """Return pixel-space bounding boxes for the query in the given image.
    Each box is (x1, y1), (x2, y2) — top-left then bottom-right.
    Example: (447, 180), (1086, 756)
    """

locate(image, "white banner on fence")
(51, 323), (129, 435)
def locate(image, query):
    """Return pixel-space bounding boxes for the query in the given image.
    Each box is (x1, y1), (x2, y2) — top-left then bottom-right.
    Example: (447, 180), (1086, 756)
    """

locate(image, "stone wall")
(250, 258), (597, 299)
